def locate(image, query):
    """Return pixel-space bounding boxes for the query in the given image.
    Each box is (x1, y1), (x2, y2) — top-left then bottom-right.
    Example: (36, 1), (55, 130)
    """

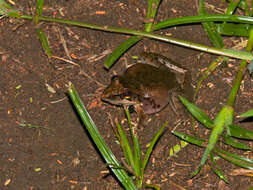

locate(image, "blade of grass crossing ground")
(68, 83), (137, 190)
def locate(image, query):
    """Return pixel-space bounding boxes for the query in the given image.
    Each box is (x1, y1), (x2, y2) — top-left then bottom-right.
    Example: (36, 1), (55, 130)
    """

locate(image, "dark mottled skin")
(102, 52), (192, 114)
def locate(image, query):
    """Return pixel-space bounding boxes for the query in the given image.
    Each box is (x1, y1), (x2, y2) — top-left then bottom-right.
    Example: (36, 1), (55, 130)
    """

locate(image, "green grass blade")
(142, 122), (167, 173)
(224, 135), (251, 150)
(67, 83), (137, 190)
(228, 125), (253, 140)
(104, 36), (141, 69)
(106, 0), (161, 69)
(209, 153), (228, 183)
(194, 56), (227, 100)
(217, 23), (251, 37)
(145, 0), (161, 32)
(172, 131), (205, 147)
(124, 109), (142, 182)
(198, 0), (224, 48)
(153, 14), (253, 31)
(0, 0), (20, 17)
(36, 28), (52, 57)
(116, 123), (135, 168)
(214, 148), (253, 169)
(239, 109), (253, 117)
(35, 0), (44, 24)
(179, 96), (213, 129)
(226, 0), (240, 15)
(196, 106), (231, 177)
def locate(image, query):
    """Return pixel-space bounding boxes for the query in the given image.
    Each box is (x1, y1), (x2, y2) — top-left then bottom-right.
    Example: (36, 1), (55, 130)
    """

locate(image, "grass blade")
(116, 123), (135, 169)
(67, 83), (137, 190)
(209, 153), (228, 183)
(228, 125), (253, 140)
(142, 122), (167, 173)
(224, 136), (251, 150)
(239, 109), (253, 117)
(37, 28), (52, 57)
(35, 0), (44, 24)
(0, 0), (20, 17)
(217, 23), (251, 37)
(172, 131), (205, 147)
(198, 0), (224, 48)
(104, 36), (141, 69)
(145, 0), (161, 32)
(214, 148), (253, 169)
(179, 96), (213, 129)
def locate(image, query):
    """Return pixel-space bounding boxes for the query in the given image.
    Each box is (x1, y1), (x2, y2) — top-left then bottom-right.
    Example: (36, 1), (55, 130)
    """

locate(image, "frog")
(101, 52), (193, 116)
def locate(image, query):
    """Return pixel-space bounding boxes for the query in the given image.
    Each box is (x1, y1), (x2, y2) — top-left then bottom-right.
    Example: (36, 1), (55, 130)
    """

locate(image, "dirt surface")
(1, 0), (253, 189)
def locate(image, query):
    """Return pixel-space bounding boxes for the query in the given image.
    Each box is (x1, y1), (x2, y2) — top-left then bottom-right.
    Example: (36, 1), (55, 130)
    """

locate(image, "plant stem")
(227, 30), (253, 106)
(20, 14), (253, 60)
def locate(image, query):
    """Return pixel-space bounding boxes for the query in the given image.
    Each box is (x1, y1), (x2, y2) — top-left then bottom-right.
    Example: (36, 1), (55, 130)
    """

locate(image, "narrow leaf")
(142, 122), (167, 172)
(116, 123), (135, 168)
(239, 109), (253, 117)
(67, 83), (137, 190)
(214, 148), (253, 170)
(179, 96), (213, 129)
(228, 125), (253, 140)
(37, 28), (52, 57)
(224, 136), (251, 150)
(198, 0), (224, 48)
(35, 0), (44, 24)
(172, 131), (205, 147)
(104, 36), (141, 69)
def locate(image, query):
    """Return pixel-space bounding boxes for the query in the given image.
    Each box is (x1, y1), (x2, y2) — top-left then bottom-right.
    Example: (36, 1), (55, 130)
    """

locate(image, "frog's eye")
(122, 91), (132, 100)
(124, 95), (131, 100)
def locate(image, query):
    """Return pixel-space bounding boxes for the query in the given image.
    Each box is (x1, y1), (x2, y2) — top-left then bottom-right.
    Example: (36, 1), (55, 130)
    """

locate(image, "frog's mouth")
(102, 96), (137, 106)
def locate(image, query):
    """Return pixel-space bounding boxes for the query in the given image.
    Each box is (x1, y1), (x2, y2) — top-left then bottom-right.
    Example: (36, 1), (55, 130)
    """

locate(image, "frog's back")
(121, 63), (179, 91)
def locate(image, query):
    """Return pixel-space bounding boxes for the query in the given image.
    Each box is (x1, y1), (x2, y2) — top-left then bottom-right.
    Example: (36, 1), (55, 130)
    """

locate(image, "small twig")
(50, 97), (67, 104)
(51, 55), (79, 66)
(56, 25), (72, 60)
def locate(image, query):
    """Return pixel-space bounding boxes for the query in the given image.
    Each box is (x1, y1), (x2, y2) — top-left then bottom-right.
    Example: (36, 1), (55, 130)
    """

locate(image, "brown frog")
(101, 52), (192, 116)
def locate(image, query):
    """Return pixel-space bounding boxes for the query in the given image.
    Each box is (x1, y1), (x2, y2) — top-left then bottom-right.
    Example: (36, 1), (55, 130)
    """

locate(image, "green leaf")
(226, 0), (240, 15)
(67, 83), (137, 190)
(35, 0), (44, 24)
(179, 96), (213, 129)
(124, 109), (142, 182)
(239, 109), (253, 117)
(217, 23), (252, 37)
(224, 136), (251, 150)
(145, 0), (161, 32)
(172, 131), (205, 147)
(199, 106), (231, 174)
(214, 148), (253, 170)
(209, 153), (228, 183)
(198, 0), (224, 48)
(37, 28), (52, 57)
(104, 36), (141, 69)
(142, 122), (167, 172)
(116, 123), (135, 169)
(228, 125), (253, 140)
(0, 0), (20, 17)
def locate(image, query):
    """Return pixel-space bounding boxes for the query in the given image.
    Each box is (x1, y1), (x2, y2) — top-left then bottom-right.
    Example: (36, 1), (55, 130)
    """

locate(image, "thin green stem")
(227, 29), (253, 106)
(20, 14), (253, 60)
(227, 60), (247, 106)
(153, 14), (253, 30)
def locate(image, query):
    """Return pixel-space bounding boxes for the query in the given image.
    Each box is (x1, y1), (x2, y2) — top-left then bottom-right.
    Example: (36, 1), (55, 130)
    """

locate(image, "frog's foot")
(135, 104), (148, 129)
(170, 92), (180, 116)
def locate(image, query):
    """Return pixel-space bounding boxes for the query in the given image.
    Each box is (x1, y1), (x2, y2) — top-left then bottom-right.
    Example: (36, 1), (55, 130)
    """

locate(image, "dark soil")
(1, 0), (253, 189)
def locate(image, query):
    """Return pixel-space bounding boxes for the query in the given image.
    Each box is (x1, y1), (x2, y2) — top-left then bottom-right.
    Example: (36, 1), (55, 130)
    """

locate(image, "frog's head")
(101, 75), (138, 106)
